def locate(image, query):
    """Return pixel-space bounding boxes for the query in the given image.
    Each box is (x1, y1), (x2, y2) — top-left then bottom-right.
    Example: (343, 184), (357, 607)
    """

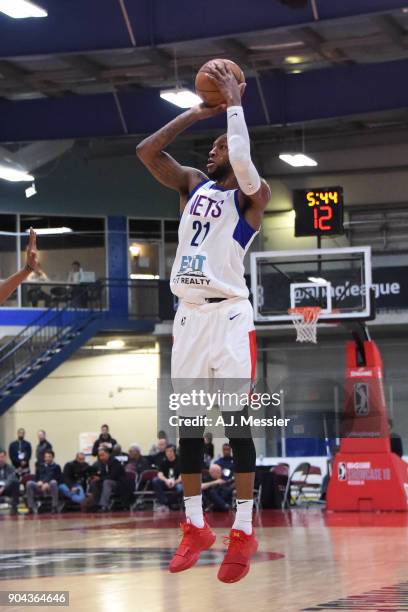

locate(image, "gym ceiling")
(0, 0), (408, 148)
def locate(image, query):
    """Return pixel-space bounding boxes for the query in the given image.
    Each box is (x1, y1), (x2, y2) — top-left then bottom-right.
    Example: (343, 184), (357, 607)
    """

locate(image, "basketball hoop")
(288, 306), (321, 343)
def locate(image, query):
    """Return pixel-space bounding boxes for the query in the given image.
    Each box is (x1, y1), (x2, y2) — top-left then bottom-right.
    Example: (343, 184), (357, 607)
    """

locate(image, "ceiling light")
(160, 88), (202, 109)
(106, 339), (125, 350)
(284, 56), (304, 65)
(129, 244), (141, 257)
(279, 153), (318, 167)
(26, 227), (72, 235)
(0, 165), (34, 182)
(308, 277), (328, 285)
(0, 0), (47, 18)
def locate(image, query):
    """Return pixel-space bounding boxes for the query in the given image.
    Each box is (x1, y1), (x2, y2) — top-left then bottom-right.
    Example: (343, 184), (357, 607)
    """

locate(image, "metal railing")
(0, 277), (174, 393)
(0, 281), (106, 390)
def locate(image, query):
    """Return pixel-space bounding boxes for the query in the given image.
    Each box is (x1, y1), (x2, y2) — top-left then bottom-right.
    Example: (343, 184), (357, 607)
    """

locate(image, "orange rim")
(288, 306), (321, 323)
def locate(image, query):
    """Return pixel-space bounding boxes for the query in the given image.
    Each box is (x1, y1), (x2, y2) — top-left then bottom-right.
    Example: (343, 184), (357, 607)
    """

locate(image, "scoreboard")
(293, 186), (344, 237)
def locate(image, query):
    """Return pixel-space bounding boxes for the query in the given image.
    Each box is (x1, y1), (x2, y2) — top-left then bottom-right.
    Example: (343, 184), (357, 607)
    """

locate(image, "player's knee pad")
(228, 437), (256, 473)
(179, 437), (204, 474)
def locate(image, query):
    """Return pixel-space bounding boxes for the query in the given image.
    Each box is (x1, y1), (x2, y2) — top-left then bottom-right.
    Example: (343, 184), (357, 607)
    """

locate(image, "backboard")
(250, 247), (373, 323)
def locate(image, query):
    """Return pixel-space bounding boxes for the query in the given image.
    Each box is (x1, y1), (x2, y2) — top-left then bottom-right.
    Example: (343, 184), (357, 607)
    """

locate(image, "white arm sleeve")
(227, 105), (261, 196)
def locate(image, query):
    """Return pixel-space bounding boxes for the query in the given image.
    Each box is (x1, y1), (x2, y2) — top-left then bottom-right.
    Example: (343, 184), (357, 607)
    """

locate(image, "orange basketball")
(195, 59), (245, 107)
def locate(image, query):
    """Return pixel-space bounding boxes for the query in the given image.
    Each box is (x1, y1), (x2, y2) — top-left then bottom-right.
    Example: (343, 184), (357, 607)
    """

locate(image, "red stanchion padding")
(327, 451), (408, 511)
(327, 340), (408, 511)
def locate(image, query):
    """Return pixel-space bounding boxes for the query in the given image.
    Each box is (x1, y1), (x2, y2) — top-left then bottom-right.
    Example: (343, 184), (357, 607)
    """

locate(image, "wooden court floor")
(1, 508), (408, 612)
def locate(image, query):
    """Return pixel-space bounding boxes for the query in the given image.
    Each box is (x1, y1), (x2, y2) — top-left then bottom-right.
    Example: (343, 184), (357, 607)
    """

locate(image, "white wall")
(0, 347), (160, 467)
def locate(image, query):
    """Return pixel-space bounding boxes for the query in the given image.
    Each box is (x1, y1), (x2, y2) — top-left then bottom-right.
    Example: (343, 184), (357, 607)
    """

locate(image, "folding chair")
(300, 465), (323, 505)
(131, 469), (158, 510)
(282, 462), (311, 509)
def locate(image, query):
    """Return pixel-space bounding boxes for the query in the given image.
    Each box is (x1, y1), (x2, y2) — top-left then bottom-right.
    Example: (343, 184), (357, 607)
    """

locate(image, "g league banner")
(372, 266), (408, 310)
(252, 266), (408, 313)
(166, 266), (408, 319)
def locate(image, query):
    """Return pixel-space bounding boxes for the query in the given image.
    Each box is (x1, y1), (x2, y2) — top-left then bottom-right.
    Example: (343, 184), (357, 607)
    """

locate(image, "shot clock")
(293, 186), (344, 237)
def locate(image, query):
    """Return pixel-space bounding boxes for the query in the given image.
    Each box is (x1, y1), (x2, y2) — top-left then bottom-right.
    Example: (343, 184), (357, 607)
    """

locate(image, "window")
(19, 215), (106, 308)
(128, 219), (161, 279)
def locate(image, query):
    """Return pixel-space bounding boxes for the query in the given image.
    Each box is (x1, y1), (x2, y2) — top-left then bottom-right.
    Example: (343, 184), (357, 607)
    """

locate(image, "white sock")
(184, 495), (204, 528)
(232, 499), (253, 535)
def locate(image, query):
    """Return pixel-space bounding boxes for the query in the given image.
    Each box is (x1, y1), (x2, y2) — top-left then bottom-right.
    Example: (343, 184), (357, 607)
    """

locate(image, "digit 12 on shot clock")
(293, 187), (344, 237)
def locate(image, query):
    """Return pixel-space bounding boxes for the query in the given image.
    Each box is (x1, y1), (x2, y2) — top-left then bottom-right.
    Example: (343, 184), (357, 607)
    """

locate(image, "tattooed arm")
(136, 103), (225, 211)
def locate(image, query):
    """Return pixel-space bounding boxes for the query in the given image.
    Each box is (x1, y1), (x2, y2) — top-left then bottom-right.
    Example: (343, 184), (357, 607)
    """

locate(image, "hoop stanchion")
(288, 306), (321, 343)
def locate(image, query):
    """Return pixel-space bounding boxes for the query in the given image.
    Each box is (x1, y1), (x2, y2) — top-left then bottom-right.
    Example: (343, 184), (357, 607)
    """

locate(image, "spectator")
(149, 431), (168, 455)
(67, 261), (84, 284)
(152, 445), (182, 512)
(214, 443), (234, 480)
(26, 266), (51, 307)
(59, 453), (90, 506)
(112, 444), (128, 467)
(149, 438), (167, 468)
(26, 450), (61, 514)
(35, 430), (52, 467)
(8, 428), (32, 477)
(125, 444), (149, 477)
(202, 463), (233, 512)
(0, 450), (19, 515)
(389, 419), (404, 457)
(203, 432), (214, 467)
(89, 447), (126, 512)
(91, 424), (117, 457)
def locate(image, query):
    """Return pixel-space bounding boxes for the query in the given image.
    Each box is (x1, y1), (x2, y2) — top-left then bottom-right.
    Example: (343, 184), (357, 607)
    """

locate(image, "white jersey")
(170, 179), (258, 304)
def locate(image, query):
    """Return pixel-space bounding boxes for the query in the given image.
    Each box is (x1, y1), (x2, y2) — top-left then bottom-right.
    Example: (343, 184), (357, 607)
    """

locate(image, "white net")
(288, 307), (321, 344)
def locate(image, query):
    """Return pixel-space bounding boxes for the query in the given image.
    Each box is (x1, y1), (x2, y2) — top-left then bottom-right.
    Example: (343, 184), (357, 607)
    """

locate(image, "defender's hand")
(205, 61), (246, 106)
(25, 227), (39, 273)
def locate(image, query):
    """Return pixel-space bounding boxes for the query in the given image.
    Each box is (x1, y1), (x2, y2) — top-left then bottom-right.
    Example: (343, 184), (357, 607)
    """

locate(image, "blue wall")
(0, 154), (179, 218)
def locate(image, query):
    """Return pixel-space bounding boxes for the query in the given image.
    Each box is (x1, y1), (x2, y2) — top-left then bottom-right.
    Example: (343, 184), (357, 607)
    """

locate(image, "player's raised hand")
(25, 227), (39, 273)
(206, 61), (246, 106)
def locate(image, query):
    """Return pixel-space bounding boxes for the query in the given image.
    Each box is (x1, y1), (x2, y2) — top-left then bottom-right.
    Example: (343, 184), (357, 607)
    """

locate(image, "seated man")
(202, 463), (233, 512)
(26, 450), (62, 514)
(125, 444), (149, 477)
(59, 452), (90, 506)
(67, 260), (84, 284)
(214, 443), (234, 481)
(26, 266), (51, 307)
(89, 447), (126, 512)
(112, 444), (129, 467)
(148, 431), (168, 455)
(0, 449), (20, 515)
(152, 445), (182, 512)
(148, 438), (167, 468)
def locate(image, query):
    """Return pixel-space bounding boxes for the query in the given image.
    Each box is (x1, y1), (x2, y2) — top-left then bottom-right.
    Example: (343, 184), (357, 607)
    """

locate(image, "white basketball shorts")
(171, 297), (257, 380)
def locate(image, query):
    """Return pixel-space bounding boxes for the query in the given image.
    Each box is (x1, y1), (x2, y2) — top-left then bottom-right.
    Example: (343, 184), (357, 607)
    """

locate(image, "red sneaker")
(217, 528), (258, 583)
(168, 519), (216, 573)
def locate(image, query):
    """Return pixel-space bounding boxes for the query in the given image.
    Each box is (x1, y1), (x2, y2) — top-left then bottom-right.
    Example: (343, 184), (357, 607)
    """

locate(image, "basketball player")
(137, 61), (270, 583)
(0, 228), (39, 305)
